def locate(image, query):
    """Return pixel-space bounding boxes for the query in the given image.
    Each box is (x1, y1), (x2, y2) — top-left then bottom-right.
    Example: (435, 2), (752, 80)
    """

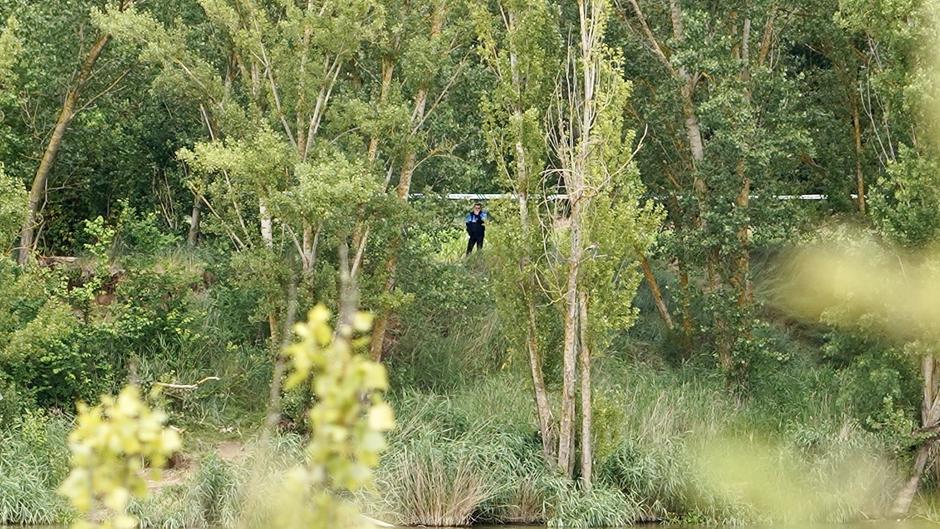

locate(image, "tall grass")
(0, 411), (73, 525)
(132, 434), (305, 529)
(368, 359), (902, 527)
(377, 437), (497, 526)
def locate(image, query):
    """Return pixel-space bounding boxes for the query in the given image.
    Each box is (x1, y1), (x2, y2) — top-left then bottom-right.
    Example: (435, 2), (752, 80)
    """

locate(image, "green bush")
(1, 299), (114, 406)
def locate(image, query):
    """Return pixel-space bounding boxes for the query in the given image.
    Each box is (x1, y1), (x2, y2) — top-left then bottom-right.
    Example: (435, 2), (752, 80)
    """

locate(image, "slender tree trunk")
(263, 270), (299, 435)
(526, 289), (555, 458)
(187, 192), (202, 247)
(18, 33), (111, 265)
(493, 7), (556, 459)
(301, 224), (320, 277)
(640, 255), (674, 330)
(892, 438), (937, 516)
(370, 252), (398, 361)
(851, 94), (866, 214)
(350, 56), (396, 281)
(519, 191), (555, 459)
(259, 199), (279, 342)
(734, 18), (753, 311)
(681, 81), (705, 168)
(558, 0), (600, 477)
(557, 206), (581, 476)
(260, 200), (274, 249)
(368, 57), (395, 161)
(734, 161), (752, 303)
(578, 291), (592, 490)
(519, 193), (555, 458)
(892, 354), (940, 516)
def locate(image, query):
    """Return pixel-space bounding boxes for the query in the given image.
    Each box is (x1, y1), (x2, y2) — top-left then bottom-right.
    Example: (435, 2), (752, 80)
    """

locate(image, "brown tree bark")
(640, 255), (674, 330)
(18, 33), (112, 265)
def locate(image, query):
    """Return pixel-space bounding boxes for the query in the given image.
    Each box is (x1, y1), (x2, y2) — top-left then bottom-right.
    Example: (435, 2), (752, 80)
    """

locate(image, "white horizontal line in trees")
(410, 193), (859, 201)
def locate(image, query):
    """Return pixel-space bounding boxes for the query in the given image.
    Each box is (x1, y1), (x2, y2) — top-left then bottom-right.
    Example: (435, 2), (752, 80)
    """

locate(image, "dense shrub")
(1, 299), (114, 406)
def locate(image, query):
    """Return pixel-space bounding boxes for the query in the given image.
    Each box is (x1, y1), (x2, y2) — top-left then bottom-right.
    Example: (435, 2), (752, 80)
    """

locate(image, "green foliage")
(0, 15), (20, 82)
(0, 164), (25, 250)
(2, 0), (940, 524)
(1, 298), (113, 406)
(871, 145), (940, 246)
(59, 385), (181, 529)
(279, 304), (394, 528)
(114, 203), (181, 255)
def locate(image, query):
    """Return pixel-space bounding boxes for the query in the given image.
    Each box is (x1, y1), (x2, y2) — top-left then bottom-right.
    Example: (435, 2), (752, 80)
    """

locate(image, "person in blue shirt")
(465, 202), (488, 255)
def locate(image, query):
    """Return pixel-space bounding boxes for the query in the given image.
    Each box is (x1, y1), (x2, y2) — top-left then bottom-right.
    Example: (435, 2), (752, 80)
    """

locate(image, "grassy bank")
(1, 361), (903, 528)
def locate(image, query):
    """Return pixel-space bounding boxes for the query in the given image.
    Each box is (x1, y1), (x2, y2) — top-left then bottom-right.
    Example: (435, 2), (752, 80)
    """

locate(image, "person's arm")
(465, 213), (472, 233)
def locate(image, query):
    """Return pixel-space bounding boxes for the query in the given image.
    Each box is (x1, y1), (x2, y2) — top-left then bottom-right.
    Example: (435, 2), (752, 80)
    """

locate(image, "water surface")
(12, 522), (939, 529)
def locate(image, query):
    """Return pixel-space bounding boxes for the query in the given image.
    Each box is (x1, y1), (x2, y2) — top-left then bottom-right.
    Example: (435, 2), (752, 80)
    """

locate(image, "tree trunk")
(640, 255), (674, 330)
(259, 199), (278, 342)
(18, 33), (111, 265)
(260, 200), (274, 249)
(301, 223), (320, 277)
(578, 291), (593, 490)
(369, 2), (445, 360)
(519, 191), (555, 458)
(891, 438), (937, 516)
(370, 252), (398, 361)
(187, 192), (202, 247)
(526, 289), (555, 459)
(734, 19), (753, 310)
(502, 6), (555, 460)
(680, 80), (705, 166)
(676, 260), (694, 355)
(263, 270), (299, 435)
(350, 56), (396, 281)
(558, 0), (599, 477)
(557, 208), (581, 476)
(892, 354), (940, 516)
(368, 57), (395, 161)
(734, 161), (752, 308)
(851, 94), (866, 214)
(922, 354), (940, 487)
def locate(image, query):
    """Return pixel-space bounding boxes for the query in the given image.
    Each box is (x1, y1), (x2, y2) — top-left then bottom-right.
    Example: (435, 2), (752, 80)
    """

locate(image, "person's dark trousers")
(466, 229), (484, 255)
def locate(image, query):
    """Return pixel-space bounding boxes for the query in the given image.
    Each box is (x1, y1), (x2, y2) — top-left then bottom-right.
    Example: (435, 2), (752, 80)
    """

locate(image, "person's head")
(473, 202), (482, 213)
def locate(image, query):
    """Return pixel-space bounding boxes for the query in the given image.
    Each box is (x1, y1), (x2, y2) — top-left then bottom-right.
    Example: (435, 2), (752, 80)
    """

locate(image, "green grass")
(132, 435), (306, 529)
(0, 411), (73, 525)
(369, 358), (902, 527)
